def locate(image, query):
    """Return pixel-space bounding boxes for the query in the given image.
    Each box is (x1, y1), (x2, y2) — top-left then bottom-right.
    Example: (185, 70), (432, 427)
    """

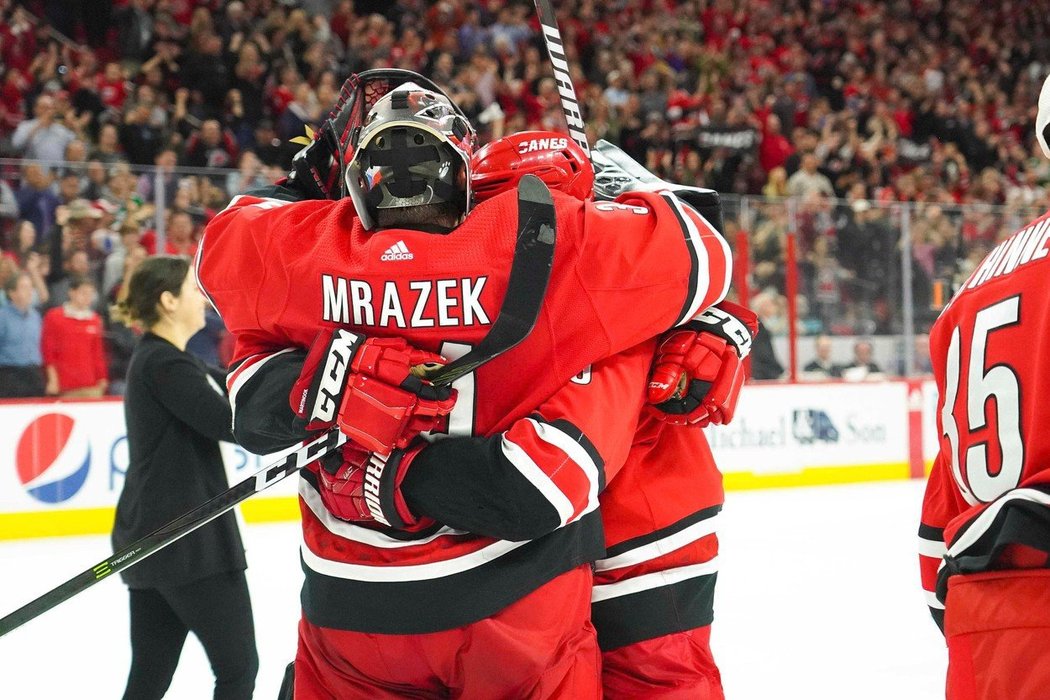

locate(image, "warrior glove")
(289, 329), (456, 454)
(313, 439), (430, 529)
(647, 301), (758, 427)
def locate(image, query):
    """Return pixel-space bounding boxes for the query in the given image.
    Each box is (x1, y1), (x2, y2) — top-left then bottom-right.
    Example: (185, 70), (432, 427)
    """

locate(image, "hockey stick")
(0, 175), (557, 638)
(424, 174), (556, 384)
(532, 0), (590, 159)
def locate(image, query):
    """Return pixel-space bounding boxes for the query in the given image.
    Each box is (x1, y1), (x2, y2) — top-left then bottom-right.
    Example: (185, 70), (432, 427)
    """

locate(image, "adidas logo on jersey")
(381, 241), (414, 261)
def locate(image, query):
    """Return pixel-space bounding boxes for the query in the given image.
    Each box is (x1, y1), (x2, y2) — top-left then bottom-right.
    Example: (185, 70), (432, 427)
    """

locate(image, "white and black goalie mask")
(346, 82), (476, 231)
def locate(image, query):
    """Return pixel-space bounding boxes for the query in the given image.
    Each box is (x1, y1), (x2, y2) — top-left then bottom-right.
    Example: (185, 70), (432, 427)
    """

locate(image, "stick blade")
(517, 171), (554, 206)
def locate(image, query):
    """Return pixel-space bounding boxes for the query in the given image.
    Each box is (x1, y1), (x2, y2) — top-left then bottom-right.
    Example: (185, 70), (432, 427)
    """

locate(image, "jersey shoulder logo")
(381, 241), (414, 262)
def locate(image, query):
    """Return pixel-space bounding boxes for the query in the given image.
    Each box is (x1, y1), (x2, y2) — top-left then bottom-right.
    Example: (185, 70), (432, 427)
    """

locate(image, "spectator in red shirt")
(41, 275), (108, 397)
(759, 114), (794, 173)
(164, 210), (198, 257)
(97, 62), (128, 111)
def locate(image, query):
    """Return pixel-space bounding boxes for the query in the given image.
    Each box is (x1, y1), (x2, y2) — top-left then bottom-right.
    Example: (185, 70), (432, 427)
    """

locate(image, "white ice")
(0, 479), (946, 699)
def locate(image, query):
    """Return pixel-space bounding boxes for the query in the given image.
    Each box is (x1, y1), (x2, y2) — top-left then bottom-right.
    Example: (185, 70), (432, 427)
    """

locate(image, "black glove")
(287, 77), (358, 200)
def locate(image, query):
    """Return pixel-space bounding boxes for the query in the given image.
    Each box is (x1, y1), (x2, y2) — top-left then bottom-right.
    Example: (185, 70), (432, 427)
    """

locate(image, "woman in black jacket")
(111, 256), (258, 700)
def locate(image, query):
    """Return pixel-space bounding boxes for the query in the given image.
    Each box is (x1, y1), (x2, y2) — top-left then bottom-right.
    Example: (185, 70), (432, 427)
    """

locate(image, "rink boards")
(0, 380), (940, 539)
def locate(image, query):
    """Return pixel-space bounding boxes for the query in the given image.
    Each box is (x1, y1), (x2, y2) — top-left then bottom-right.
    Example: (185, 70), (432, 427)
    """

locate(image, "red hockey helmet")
(471, 131), (594, 202)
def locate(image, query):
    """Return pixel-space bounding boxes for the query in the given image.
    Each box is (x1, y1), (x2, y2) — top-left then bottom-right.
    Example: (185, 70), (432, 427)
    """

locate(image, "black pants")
(123, 571), (258, 700)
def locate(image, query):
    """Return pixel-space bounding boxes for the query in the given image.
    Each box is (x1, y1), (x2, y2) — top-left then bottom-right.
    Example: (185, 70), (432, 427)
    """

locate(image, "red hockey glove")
(313, 439), (430, 529)
(289, 329), (457, 454)
(647, 301), (758, 426)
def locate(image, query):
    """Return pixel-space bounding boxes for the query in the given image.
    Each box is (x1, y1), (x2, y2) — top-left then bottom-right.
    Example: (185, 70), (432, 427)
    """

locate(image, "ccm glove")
(313, 439), (430, 529)
(591, 139), (725, 234)
(289, 329), (456, 454)
(647, 300), (758, 426)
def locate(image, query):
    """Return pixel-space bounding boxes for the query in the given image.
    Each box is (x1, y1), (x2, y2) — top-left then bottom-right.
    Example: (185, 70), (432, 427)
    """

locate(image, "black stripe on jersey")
(929, 606), (945, 634)
(226, 348), (314, 455)
(592, 571), (717, 651)
(918, 523), (944, 542)
(661, 193), (701, 325)
(300, 510), (604, 634)
(401, 431), (565, 542)
(947, 483), (1050, 553)
(531, 413), (607, 492)
(604, 504), (722, 559)
(936, 487), (1050, 604)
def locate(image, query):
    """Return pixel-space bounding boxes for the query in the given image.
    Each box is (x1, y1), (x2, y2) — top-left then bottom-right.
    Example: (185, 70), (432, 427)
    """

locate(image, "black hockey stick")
(423, 174), (556, 384)
(0, 175), (557, 638)
(0, 429), (347, 639)
(532, 0), (590, 159)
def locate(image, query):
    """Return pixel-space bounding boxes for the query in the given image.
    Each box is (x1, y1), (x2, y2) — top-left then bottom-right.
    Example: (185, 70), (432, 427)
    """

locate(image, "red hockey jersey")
(197, 186), (731, 633)
(592, 416), (723, 650)
(919, 209), (1050, 627)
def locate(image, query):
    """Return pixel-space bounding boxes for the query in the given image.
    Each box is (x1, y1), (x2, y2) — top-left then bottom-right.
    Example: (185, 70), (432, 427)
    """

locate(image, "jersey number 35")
(941, 295), (1024, 506)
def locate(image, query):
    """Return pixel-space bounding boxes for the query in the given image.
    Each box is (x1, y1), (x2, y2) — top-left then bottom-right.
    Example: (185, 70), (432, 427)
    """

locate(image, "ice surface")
(0, 480), (945, 699)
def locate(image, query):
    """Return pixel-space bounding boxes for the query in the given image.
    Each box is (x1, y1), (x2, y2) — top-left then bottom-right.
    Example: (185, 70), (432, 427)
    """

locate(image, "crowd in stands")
(1, 0), (1049, 394)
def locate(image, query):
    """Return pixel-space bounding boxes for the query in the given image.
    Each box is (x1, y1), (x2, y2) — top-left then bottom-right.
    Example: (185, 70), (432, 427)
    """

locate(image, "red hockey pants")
(602, 625), (723, 700)
(945, 568), (1050, 700)
(294, 564), (600, 699)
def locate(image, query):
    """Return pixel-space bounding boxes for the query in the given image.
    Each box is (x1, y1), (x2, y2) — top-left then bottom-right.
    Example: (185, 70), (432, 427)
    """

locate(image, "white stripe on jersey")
(527, 418), (602, 519)
(227, 349), (296, 428)
(676, 195), (733, 305)
(662, 191), (711, 326)
(300, 535), (530, 583)
(591, 558), (720, 603)
(946, 487), (1050, 559)
(222, 193), (295, 213)
(917, 535), (946, 559)
(501, 433), (576, 526)
(298, 476), (464, 548)
(596, 514), (720, 572)
(924, 590), (945, 610)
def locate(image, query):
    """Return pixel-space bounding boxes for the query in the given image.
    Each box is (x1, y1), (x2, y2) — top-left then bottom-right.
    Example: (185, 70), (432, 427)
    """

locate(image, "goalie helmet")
(1038, 72), (1050, 159)
(344, 81), (476, 231)
(471, 131), (594, 202)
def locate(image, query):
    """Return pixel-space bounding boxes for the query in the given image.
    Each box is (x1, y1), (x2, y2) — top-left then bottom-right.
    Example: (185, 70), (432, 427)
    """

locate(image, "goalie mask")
(345, 82), (477, 231)
(471, 131), (594, 202)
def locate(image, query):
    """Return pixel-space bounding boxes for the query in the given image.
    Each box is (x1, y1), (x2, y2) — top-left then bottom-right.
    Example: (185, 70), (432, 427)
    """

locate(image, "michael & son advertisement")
(705, 382), (926, 489)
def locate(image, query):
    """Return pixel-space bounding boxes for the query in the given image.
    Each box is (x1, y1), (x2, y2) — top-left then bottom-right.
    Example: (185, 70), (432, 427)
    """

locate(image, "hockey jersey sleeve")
(575, 190), (732, 349)
(195, 188), (337, 454)
(918, 452), (956, 631)
(400, 340), (655, 542)
(223, 337), (310, 455)
(922, 466), (1050, 634)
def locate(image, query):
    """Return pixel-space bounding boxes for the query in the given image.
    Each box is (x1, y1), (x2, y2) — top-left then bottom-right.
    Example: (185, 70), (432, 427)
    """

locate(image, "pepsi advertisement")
(0, 400), (298, 539)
